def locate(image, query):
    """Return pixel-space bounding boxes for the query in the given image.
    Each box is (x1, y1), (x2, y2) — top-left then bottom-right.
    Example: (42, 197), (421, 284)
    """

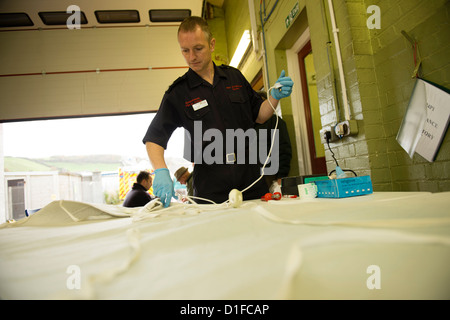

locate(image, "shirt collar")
(187, 62), (227, 88)
(132, 183), (147, 191)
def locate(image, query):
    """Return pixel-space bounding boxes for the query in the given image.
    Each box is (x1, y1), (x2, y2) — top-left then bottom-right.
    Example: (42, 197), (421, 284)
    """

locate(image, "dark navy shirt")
(143, 63), (264, 162)
(122, 183), (153, 208)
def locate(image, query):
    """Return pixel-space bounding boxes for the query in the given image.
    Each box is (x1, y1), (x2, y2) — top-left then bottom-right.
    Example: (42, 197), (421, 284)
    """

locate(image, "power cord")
(325, 131), (339, 167)
(324, 131), (358, 177)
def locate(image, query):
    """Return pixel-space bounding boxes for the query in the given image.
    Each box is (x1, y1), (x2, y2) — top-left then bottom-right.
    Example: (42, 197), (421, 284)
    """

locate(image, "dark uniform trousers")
(192, 163), (268, 204)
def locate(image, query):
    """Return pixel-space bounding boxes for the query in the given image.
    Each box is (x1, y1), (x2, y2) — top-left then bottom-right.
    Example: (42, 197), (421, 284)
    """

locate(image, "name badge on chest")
(192, 99), (208, 111)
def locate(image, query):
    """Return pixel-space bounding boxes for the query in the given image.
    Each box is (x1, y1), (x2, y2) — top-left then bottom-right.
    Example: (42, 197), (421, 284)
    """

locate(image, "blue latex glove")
(271, 70), (294, 100)
(153, 168), (177, 207)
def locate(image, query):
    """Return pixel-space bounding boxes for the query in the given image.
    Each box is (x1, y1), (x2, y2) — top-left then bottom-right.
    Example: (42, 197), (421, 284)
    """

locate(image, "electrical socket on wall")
(320, 126), (339, 144)
(334, 120), (358, 138)
(320, 120), (358, 144)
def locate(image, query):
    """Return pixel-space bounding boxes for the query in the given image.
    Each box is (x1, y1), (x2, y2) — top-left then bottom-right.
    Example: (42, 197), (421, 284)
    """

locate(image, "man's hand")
(271, 70), (294, 100)
(153, 168), (177, 207)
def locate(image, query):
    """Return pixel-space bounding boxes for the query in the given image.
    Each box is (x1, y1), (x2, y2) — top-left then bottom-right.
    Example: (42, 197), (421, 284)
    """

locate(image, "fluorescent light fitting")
(230, 30), (251, 68)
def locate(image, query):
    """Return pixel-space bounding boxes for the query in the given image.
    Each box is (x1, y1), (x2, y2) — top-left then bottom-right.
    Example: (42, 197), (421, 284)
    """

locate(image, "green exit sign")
(285, 2), (300, 29)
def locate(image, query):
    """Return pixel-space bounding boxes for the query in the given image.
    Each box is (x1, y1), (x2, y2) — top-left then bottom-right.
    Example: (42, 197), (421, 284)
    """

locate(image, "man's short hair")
(136, 171), (151, 184)
(178, 16), (212, 43)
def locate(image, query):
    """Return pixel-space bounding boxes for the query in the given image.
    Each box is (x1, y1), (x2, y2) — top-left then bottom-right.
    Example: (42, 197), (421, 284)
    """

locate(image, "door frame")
(6, 178), (26, 220)
(286, 27), (312, 175)
(297, 41), (327, 175)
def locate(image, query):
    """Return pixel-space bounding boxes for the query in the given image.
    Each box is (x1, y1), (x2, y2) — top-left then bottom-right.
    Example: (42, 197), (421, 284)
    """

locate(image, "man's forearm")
(256, 97), (278, 124)
(145, 142), (167, 169)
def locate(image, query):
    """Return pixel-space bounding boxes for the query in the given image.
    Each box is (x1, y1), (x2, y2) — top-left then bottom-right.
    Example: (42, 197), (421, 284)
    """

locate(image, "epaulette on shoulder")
(218, 64), (240, 74)
(219, 64), (233, 70)
(166, 74), (187, 93)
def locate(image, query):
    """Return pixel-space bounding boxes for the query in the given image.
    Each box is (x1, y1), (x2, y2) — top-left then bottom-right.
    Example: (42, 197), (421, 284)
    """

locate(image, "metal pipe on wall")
(327, 0), (350, 121)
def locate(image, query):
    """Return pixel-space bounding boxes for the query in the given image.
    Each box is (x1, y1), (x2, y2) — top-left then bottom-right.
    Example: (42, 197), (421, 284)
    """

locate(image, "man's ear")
(210, 37), (216, 53)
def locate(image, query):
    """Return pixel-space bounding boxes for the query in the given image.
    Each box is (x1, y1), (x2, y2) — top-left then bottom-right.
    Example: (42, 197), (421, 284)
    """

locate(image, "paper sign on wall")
(397, 78), (450, 162)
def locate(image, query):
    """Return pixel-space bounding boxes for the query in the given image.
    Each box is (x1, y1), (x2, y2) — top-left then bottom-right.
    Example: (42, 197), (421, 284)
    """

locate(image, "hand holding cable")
(270, 70), (294, 100)
(152, 168), (177, 208)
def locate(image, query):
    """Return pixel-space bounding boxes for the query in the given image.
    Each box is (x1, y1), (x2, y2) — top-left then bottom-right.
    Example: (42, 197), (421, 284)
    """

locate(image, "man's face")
(179, 171), (188, 184)
(142, 178), (152, 191)
(178, 26), (215, 74)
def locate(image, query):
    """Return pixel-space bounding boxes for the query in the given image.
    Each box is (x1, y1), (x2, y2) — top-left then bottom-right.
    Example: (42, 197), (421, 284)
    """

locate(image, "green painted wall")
(365, 0), (450, 191)
(207, 4), (230, 66)
(310, 0), (450, 191)
(214, 0), (450, 191)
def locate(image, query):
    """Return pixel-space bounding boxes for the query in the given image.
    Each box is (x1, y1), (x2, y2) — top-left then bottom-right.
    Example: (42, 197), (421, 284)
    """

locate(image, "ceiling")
(0, 0), (209, 31)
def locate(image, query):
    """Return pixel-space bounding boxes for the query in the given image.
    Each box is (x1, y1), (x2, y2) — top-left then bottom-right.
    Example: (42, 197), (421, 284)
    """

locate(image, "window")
(149, 9), (191, 22)
(95, 10), (140, 24)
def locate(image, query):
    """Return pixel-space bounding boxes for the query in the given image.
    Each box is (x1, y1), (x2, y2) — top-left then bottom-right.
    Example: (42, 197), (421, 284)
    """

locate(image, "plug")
(320, 126), (339, 144)
(229, 189), (243, 208)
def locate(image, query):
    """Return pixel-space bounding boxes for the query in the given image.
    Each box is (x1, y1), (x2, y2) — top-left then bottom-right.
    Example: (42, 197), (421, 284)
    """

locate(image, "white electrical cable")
(239, 84), (280, 194)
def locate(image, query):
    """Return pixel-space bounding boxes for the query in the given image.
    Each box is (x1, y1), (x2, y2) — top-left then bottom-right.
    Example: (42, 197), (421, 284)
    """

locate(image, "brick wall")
(367, 0), (450, 191)
(313, 0), (450, 191)
(220, 0), (449, 191)
(309, 0), (372, 180)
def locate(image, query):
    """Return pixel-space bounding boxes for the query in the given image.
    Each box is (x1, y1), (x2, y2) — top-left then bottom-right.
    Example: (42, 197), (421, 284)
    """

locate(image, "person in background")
(255, 90), (292, 193)
(174, 166), (193, 199)
(122, 171), (154, 208)
(143, 16), (294, 207)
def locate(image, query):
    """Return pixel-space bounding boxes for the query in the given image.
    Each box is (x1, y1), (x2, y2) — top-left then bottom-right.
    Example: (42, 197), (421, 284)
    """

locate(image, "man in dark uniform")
(143, 16), (293, 207)
(122, 171), (154, 208)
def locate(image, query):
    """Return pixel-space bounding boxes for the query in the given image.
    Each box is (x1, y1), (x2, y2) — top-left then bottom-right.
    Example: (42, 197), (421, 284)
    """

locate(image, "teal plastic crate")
(315, 176), (373, 198)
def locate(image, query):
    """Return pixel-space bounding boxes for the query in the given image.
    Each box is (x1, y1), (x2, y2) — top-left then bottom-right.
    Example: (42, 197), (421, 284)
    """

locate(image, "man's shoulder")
(166, 73), (188, 93)
(218, 64), (233, 70)
(218, 64), (241, 75)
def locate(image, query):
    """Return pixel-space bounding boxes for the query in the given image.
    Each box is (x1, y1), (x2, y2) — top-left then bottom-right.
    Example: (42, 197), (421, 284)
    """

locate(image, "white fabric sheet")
(0, 192), (449, 300)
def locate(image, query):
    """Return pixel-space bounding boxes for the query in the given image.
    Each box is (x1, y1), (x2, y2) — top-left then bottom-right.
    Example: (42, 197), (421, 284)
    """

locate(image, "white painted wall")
(0, 26), (188, 121)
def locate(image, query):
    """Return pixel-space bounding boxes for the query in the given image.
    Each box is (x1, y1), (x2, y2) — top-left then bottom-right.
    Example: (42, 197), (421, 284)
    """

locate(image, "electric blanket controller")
(229, 189), (243, 208)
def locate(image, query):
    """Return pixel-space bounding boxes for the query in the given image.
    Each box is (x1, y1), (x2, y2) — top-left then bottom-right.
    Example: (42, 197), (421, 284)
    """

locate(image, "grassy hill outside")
(37, 161), (122, 172)
(4, 157), (53, 172)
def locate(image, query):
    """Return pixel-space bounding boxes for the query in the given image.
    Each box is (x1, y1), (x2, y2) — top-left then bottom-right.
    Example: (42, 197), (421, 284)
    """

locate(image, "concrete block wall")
(308, 0), (372, 179)
(312, 0), (450, 191)
(365, 0), (450, 191)
(220, 0), (449, 191)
